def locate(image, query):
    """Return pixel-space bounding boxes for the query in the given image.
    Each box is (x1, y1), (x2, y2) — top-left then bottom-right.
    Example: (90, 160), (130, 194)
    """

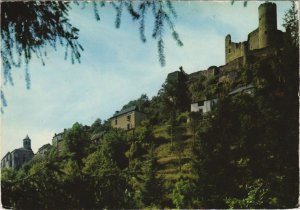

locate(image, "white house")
(191, 98), (218, 113)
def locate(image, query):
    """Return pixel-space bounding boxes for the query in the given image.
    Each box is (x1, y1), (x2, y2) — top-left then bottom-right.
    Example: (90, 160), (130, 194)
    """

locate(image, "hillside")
(1, 2), (299, 209)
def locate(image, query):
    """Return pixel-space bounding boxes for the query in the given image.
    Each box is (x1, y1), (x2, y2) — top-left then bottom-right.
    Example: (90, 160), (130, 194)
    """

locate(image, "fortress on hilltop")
(186, 2), (286, 86)
(225, 2), (284, 64)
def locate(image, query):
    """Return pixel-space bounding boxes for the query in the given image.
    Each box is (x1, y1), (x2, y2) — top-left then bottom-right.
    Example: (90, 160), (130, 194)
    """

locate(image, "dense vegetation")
(1, 3), (298, 209)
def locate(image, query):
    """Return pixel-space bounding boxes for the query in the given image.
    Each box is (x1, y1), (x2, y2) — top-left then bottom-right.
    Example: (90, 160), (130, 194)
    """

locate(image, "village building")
(52, 132), (65, 152)
(110, 106), (146, 131)
(191, 98), (218, 114)
(228, 84), (255, 96)
(1, 135), (34, 170)
(91, 131), (105, 143)
(36, 143), (51, 157)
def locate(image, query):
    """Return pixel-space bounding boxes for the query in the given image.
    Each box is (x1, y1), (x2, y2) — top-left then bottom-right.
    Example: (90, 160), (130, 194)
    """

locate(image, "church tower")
(23, 135), (32, 150)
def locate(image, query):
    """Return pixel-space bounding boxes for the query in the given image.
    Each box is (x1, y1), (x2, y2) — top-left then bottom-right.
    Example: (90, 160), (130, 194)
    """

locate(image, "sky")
(0, 1), (293, 155)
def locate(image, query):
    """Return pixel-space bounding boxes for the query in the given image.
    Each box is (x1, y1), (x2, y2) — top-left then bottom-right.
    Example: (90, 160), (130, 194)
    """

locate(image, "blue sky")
(1, 1), (292, 155)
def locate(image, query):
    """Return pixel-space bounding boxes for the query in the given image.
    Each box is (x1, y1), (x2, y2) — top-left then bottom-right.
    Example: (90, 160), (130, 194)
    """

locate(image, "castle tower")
(258, 2), (277, 48)
(225, 34), (231, 64)
(23, 135), (31, 150)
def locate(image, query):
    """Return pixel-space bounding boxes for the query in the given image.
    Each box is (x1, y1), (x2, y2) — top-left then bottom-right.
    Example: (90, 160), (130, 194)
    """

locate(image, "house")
(228, 84), (255, 95)
(110, 106), (146, 130)
(36, 143), (51, 157)
(91, 131), (105, 143)
(191, 98), (218, 114)
(1, 135), (34, 170)
(52, 132), (65, 152)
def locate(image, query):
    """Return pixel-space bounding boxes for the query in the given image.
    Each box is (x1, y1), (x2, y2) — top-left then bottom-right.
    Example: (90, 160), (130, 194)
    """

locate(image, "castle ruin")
(225, 2), (284, 64)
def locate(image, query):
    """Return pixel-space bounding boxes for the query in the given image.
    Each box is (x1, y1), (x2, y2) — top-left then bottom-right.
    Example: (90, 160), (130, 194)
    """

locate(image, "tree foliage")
(1, 2), (83, 89)
(193, 42), (299, 208)
(283, 1), (299, 47)
(1, 1), (183, 112)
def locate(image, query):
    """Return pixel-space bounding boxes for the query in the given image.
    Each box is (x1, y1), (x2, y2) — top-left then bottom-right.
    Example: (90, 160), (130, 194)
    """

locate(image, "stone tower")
(258, 2), (277, 48)
(23, 135), (31, 150)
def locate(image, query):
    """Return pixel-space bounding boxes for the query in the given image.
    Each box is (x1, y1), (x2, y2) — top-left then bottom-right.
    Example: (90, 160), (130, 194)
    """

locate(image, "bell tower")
(23, 135), (32, 150)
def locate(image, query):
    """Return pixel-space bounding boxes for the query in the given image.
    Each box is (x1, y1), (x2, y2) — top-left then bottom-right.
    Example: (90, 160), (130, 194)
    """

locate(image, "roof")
(111, 105), (138, 118)
(229, 84), (254, 95)
(91, 131), (105, 140)
(53, 132), (64, 137)
(11, 147), (33, 154)
(38, 143), (51, 151)
(1, 152), (11, 161)
(192, 98), (218, 104)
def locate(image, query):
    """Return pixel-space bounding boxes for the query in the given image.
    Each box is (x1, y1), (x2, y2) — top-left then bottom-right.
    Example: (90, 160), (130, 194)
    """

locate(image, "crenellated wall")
(225, 35), (248, 64)
(225, 2), (284, 64)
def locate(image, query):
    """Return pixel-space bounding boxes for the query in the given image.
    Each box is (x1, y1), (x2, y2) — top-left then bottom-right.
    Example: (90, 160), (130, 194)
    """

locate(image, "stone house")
(91, 131), (105, 143)
(52, 132), (65, 152)
(36, 143), (51, 157)
(110, 106), (146, 130)
(1, 135), (34, 170)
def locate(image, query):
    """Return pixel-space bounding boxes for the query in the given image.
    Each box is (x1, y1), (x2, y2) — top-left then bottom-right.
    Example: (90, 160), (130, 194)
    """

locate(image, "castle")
(188, 2), (286, 113)
(225, 2), (284, 65)
(188, 2), (285, 84)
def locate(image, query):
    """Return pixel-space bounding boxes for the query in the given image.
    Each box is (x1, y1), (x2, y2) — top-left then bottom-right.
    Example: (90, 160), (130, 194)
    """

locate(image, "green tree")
(83, 129), (129, 208)
(283, 1), (299, 47)
(172, 178), (196, 209)
(194, 54), (298, 208)
(121, 94), (150, 114)
(63, 122), (90, 168)
(161, 67), (190, 113)
(139, 154), (163, 208)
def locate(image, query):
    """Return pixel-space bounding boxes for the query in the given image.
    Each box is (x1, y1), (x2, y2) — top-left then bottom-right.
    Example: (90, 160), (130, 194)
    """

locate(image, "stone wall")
(248, 29), (260, 50)
(225, 35), (247, 64)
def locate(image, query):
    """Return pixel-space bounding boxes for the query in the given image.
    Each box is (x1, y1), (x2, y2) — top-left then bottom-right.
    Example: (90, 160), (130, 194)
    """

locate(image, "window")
(127, 124), (130, 130)
(115, 118), (117, 125)
(198, 101), (204, 106)
(23, 154), (25, 162)
(228, 49), (231, 53)
(127, 115), (131, 122)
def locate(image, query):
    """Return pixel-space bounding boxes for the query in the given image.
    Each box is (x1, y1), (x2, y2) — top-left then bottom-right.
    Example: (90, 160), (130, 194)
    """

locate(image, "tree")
(194, 52), (299, 208)
(63, 122), (90, 168)
(83, 128), (129, 208)
(122, 94), (150, 113)
(139, 154), (163, 207)
(172, 177), (196, 209)
(283, 1), (299, 47)
(161, 67), (190, 113)
(188, 111), (202, 145)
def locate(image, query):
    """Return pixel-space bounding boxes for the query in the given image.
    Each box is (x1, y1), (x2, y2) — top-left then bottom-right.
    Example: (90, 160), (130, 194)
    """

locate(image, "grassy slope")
(152, 122), (197, 200)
